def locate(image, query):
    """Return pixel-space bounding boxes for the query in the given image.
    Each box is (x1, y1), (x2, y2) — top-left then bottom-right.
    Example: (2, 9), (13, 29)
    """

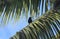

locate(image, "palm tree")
(0, 0), (60, 39)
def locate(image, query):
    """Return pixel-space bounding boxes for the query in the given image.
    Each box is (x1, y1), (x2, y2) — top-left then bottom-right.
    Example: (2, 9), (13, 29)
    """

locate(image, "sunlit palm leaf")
(10, 10), (60, 39)
(0, 0), (54, 18)
(0, 0), (55, 25)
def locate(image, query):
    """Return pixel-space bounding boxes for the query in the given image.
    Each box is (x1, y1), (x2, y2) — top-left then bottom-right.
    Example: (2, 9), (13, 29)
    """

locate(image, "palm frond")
(0, 0), (55, 25)
(10, 10), (60, 39)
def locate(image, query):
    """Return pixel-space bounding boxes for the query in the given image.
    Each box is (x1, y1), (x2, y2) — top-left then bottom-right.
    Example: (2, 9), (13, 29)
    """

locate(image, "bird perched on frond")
(28, 17), (32, 24)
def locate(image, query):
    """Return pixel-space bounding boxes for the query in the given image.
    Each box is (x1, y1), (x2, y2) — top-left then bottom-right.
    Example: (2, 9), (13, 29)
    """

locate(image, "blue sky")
(0, 14), (28, 39)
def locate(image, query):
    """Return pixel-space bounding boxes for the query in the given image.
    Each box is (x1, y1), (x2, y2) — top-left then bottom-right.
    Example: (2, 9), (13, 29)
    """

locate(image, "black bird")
(28, 17), (32, 24)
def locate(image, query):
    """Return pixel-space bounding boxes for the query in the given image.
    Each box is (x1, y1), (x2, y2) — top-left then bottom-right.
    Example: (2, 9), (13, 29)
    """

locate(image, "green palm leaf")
(10, 9), (60, 39)
(0, 0), (55, 24)
(0, 0), (55, 12)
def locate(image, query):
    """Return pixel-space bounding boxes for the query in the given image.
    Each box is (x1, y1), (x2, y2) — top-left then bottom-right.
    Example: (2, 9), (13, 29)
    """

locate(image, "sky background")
(0, 11), (28, 39)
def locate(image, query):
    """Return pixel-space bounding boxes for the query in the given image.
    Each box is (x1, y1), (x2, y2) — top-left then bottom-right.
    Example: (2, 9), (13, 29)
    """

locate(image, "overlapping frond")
(0, 0), (55, 25)
(10, 10), (60, 39)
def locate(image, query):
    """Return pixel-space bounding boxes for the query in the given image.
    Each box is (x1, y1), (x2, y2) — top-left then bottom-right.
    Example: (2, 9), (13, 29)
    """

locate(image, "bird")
(28, 17), (32, 24)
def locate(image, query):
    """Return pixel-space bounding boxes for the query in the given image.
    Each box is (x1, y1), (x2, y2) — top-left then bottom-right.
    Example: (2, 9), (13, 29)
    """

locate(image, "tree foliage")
(0, 0), (56, 24)
(10, 10), (60, 39)
(0, 0), (56, 16)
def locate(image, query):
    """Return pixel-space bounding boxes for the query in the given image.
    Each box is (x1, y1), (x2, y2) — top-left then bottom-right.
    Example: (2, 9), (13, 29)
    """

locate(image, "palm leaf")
(0, 0), (56, 25)
(10, 9), (60, 39)
(0, 0), (54, 13)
